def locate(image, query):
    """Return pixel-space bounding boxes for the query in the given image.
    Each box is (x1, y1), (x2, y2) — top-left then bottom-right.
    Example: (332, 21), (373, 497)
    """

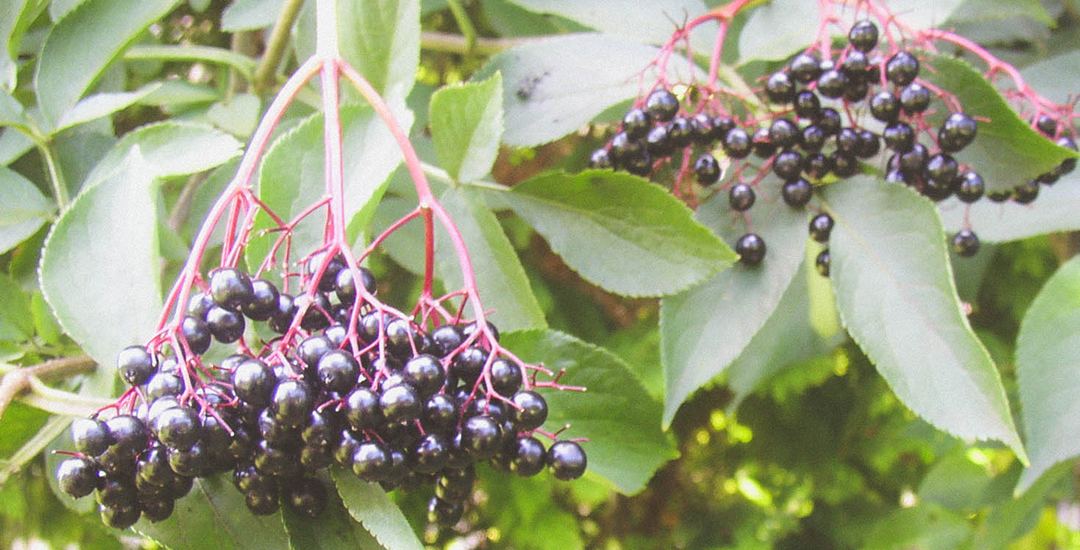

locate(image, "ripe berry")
(461, 415), (502, 460)
(385, 318), (417, 357)
(404, 354), (446, 399)
(667, 117), (692, 148)
(511, 391), (548, 431)
(380, 384), (421, 423)
(869, 91), (900, 122)
(146, 371), (183, 400)
(848, 20), (879, 52)
(410, 433), (450, 474)
(926, 154), (958, 183)
(186, 291), (214, 320)
(815, 249), (831, 276)
(622, 150), (652, 177)
(803, 154), (830, 179)
(765, 71), (796, 103)
(899, 83), (931, 115)
(751, 127), (775, 158)
(428, 496), (464, 527)
(294, 292), (332, 331)
(897, 143), (928, 177)
(768, 118), (799, 149)
(352, 441), (391, 481)
(621, 107), (652, 140)
(645, 125), (674, 157)
(334, 266), (377, 305)
(117, 346), (155, 387)
(855, 130), (880, 158)
(154, 406), (201, 450)
(830, 152), (858, 177)
(588, 148), (613, 169)
(317, 350), (360, 394)
(883, 122), (915, 153)
(793, 90), (821, 119)
(729, 184), (755, 212)
(1035, 114), (1057, 136)
(789, 52), (821, 83)
(801, 125), (826, 153)
(816, 108), (842, 136)
(952, 229), (980, 257)
(1055, 136), (1077, 175)
(422, 394), (458, 434)
(736, 233), (767, 266)
(167, 441), (208, 476)
(835, 128), (859, 155)
(645, 89), (679, 122)
(511, 436), (547, 477)
(72, 418), (113, 457)
(57, 457), (101, 498)
(809, 213), (833, 242)
(782, 178), (813, 207)
(689, 113), (715, 144)
(436, 466), (475, 503)
(885, 51), (920, 86)
(233, 358), (276, 407)
(489, 358), (523, 395)
(270, 379), (316, 425)
(694, 154), (721, 186)
(842, 79), (868, 103)
(1012, 180), (1039, 204)
(451, 346), (487, 385)
(922, 176), (954, 202)
(723, 128), (752, 159)
(209, 268), (254, 312)
(938, 113), (977, 152)
(816, 69), (848, 99)
(141, 498), (175, 523)
(179, 315), (211, 356)
(773, 150), (803, 181)
(841, 51), (870, 81)
(241, 278), (280, 321)
(268, 293), (295, 334)
(712, 116), (736, 140)
(245, 488), (279, 516)
(206, 306), (245, 343)
(106, 415), (150, 453)
(547, 441), (587, 481)
(100, 504), (141, 529)
(285, 477), (328, 519)
(298, 335), (332, 371)
(955, 171), (985, 203)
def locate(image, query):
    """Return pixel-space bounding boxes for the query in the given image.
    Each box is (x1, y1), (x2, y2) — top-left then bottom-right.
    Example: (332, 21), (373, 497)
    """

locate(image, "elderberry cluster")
(590, 18), (1078, 264)
(56, 256), (586, 531)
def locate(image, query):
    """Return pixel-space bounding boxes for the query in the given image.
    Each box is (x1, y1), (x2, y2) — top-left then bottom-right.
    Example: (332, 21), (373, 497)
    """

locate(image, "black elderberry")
(187, 291), (215, 320)
(723, 128), (752, 159)
(404, 354), (446, 399)
(352, 441), (392, 481)
(841, 51), (870, 81)
(773, 150), (804, 181)
(430, 325), (464, 357)
(209, 268), (254, 312)
(809, 213), (834, 242)
(803, 153), (830, 179)
(622, 150), (652, 176)
(768, 119), (799, 149)
(712, 116), (736, 140)
(645, 125), (674, 157)
(461, 415), (502, 460)
(830, 152), (859, 177)
(179, 317), (210, 358)
(294, 292), (332, 331)
(736, 233), (767, 266)
(489, 358), (523, 396)
(794, 90), (821, 119)
(238, 278), (279, 321)
(885, 51), (920, 86)
(268, 293), (295, 334)
(765, 71), (796, 103)
(835, 128), (859, 155)
(385, 318), (417, 357)
(283, 478), (328, 520)
(645, 89), (679, 122)
(790, 52), (822, 83)
(899, 82), (931, 115)
(507, 436), (545, 477)
(146, 396), (181, 426)
(140, 498), (175, 522)
(842, 79), (868, 103)
(270, 379), (315, 425)
(855, 130), (880, 158)
(428, 496), (464, 527)
(952, 229), (980, 257)
(106, 415), (150, 454)
(380, 384), (421, 424)
(922, 176), (954, 202)
(206, 306), (245, 343)
(96, 477), (137, 508)
(57, 457), (101, 498)
(245, 488), (279, 516)
(588, 148), (613, 169)
(100, 503), (141, 529)
(621, 108), (652, 140)
(815, 249), (831, 276)
(667, 117), (692, 148)
(200, 414), (232, 455)
(800, 125), (826, 153)
(816, 108), (842, 136)
(547, 441), (587, 481)
(72, 418), (113, 457)
(451, 346), (487, 385)
(689, 113), (715, 144)
(1035, 114), (1057, 136)
(729, 183), (755, 212)
(409, 433), (450, 474)
(897, 143), (928, 177)
(167, 441), (208, 477)
(1055, 136), (1078, 175)
(1013, 180), (1039, 204)
(510, 390), (548, 431)
(926, 154), (958, 183)
(317, 350), (360, 394)
(334, 266), (377, 306)
(782, 178), (814, 207)
(938, 113), (977, 152)
(305, 251), (346, 292)
(848, 20), (879, 52)
(435, 466), (475, 503)
(154, 406), (201, 450)
(869, 91), (900, 123)
(117, 346), (155, 387)
(752, 127), (775, 158)
(253, 439), (300, 478)
(233, 358), (276, 407)
(421, 394), (458, 434)
(145, 371), (183, 400)
(955, 171), (985, 203)
(816, 69), (848, 99)
(298, 336), (332, 371)
(883, 122), (915, 153)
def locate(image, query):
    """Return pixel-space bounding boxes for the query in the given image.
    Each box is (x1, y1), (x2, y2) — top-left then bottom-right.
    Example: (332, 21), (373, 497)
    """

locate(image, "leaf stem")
(253, 0), (308, 94)
(420, 32), (535, 56)
(34, 137), (68, 209)
(0, 355), (96, 422)
(124, 45), (258, 84)
(0, 415), (70, 487)
(444, 0), (477, 53)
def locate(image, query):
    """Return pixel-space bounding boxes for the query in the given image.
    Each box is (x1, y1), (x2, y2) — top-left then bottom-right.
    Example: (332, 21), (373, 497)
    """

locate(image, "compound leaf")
(331, 467), (423, 550)
(84, 121), (242, 189)
(937, 170), (1080, 243)
(500, 170), (735, 297)
(282, 483), (385, 550)
(54, 83), (162, 132)
(429, 72), (503, 183)
(0, 166), (52, 255)
(820, 175), (1025, 458)
(508, 0), (714, 52)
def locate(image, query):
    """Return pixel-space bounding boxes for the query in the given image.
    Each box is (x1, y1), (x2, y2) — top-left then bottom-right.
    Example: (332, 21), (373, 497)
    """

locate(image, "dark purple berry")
(694, 154), (721, 185)
(766, 71), (796, 103)
(848, 20), (879, 52)
(782, 178), (814, 207)
(723, 128), (752, 159)
(736, 233), (767, 266)
(869, 91), (900, 122)
(57, 457), (101, 498)
(588, 148), (613, 169)
(886, 51), (919, 86)
(789, 52), (821, 83)
(938, 112), (977, 152)
(809, 213), (833, 242)
(952, 229), (980, 257)
(117, 346), (155, 387)
(232, 358), (276, 407)
(206, 306), (245, 343)
(645, 89), (679, 122)
(621, 107), (652, 140)
(209, 268), (253, 312)
(815, 249), (831, 276)
(899, 82), (931, 115)
(547, 441), (587, 480)
(816, 69), (848, 99)
(729, 184), (755, 212)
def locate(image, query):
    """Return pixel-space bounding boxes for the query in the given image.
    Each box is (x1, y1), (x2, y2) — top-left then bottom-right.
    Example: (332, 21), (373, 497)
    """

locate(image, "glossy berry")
(815, 249), (831, 277)
(100, 504), (141, 529)
(547, 441), (587, 481)
(938, 113), (977, 152)
(268, 293), (295, 334)
(869, 91), (900, 122)
(154, 406), (201, 450)
(897, 143), (929, 177)
(855, 130), (880, 159)
(735, 233), (767, 266)
(840, 51), (870, 81)
(885, 51), (920, 86)
(955, 171), (985, 203)
(404, 354), (445, 399)
(801, 125), (826, 153)
(809, 213), (834, 242)
(317, 350), (360, 394)
(233, 358), (276, 407)
(621, 107), (652, 140)
(270, 379), (315, 425)
(72, 418), (112, 457)
(380, 384), (421, 424)
(117, 346), (155, 387)
(298, 335), (332, 371)
(723, 128), (752, 159)
(245, 488), (279, 516)
(410, 433), (450, 474)
(689, 113), (715, 144)
(752, 127), (775, 158)
(57, 457), (101, 498)
(782, 178), (813, 207)
(588, 148), (613, 169)
(422, 394), (458, 434)
(645, 125), (674, 157)
(186, 291), (214, 320)
(461, 414), (502, 460)
(789, 52), (821, 83)
(430, 325), (464, 357)
(294, 292), (331, 331)
(694, 154), (721, 186)
(285, 478), (328, 519)
(106, 415), (150, 453)
(952, 229), (980, 257)
(1035, 114), (1057, 136)
(816, 108), (842, 136)
(667, 117), (692, 148)
(1013, 180), (1039, 204)
(816, 69), (848, 99)
(794, 90), (821, 119)
(206, 306), (245, 343)
(803, 154), (830, 179)
(729, 184), (755, 212)
(765, 71), (796, 103)
(835, 128), (859, 155)
(451, 346), (487, 385)
(334, 267), (377, 305)
(489, 358), (523, 395)
(773, 150), (803, 181)
(209, 268), (254, 312)
(352, 441), (391, 481)
(899, 83), (931, 115)
(712, 116), (736, 140)
(511, 391), (548, 431)
(241, 278), (280, 321)
(926, 154), (958, 184)
(848, 20), (879, 52)
(644, 89), (679, 122)
(769, 119), (799, 149)
(883, 122), (915, 153)
(181, 315), (211, 355)
(146, 371), (183, 400)
(830, 152), (859, 177)
(511, 436), (547, 477)
(428, 496), (463, 527)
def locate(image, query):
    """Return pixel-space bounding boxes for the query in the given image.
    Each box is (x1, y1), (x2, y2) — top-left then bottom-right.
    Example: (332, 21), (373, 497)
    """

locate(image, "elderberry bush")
(589, 18), (1078, 266)
(56, 258), (586, 530)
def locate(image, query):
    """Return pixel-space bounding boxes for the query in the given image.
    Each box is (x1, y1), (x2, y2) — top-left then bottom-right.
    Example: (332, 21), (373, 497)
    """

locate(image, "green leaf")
(862, 504), (972, 550)
(222, 0), (286, 31)
(1014, 255), (1080, 492)
(974, 462), (1070, 549)
(502, 329), (679, 494)
(123, 45), (259, 83)
(0, 266), (33, 341)
(948, 0), (1053, 26)
(508, 0), (713, 52)
(660, 184), (807, 427)
(296, 0), (420, 102)
(0, 88), (24, 126)
(917, 451), (993, 512)
(1019, 50), (1080, 105)
(39, 148), (162, 369)
(84, 121), (242, 188)
(475, 33), (703, 146)
(0, 166), (52, 255)
(48, 0), (84, 21)
(135, 474), (290, 550)
(31, 291), (62, 345)
(54, 83), (162, 132)
(34, 0), (181, 129)
(429, 72), (503, 183)
(330, 467), (424, 550)
(921, 55), (1077, 194)
(206, 93), (261, 138)
(282, 483), (385, 550)
(500, 170), (735, 297)
(436, 186), (546, 332)
(137, 80), (219, 107)
(819, 175), (1025, 458)
(481, 472), (585, 550)
(370, 192), (425, 275)
(937, 171), (1080, 243)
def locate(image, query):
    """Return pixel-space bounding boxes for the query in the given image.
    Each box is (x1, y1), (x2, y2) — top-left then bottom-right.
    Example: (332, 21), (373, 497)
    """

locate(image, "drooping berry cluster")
(57, 255), (586, 530)
(590, 18), (1078, 264)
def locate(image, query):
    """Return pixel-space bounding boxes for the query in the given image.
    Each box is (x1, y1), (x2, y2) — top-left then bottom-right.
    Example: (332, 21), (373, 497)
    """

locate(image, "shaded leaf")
(331, 467), (424, 550)
(501, 170), (735, 297)
(84, 121), (242, 188)
(1015, 255), (1080, 491)
(34, 0), (180, 128)
(0, 166), (52, 255)
(206, 93), (261, 138)
(502, 329), (679, 494)
(436, 186), (546, 332)
(1019, 50), (1080, 105)
(660, 183), (806, 426)
(0, 89), (24, 126)
(0, 271), (33, 340)
(282, 483), (385, 550)
(863, 504), (972, 550)
(820, 176), (1024, 457)
(55, 83), (162, 132)
(937, 171), (1080, 243)
(917, 451), (993, 512)
(222, 0), (286, 31)
(509, 0), (713, 52)
(481, 472), (585, 550)
(976, 462), (1070, 549)
(429, 72), (503, 183)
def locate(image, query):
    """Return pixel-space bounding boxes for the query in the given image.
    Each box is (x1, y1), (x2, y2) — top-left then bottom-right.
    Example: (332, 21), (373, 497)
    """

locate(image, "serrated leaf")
(84, 121), (242, 189)
(282, 484), (385, 550)
(222, 0), (286, 31)
(917, 452), (993, 512)
(34, 0), (180, 129)
(1014, 255), (1080, 492)
(500, 170), (735, 297)
(436, 186), (546, 332)
(429, 72), (503, 183)
(0, 166), (52, 255)
(921, 55), (1077, 194)
(54, 83), (162, 132)
(330, 467), (424, 550)
(820, 175), (1024, 457)
(660, 183), (806, 427)
(1019, 50), (1080, 105)
(937, 172), (1080, 243)
(296, 0), (419, 102)
(502, 329), (679, 494)
(39, 148), (162, 369)
(135, 474), (289, 550)
(475, 33), (702, 147)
